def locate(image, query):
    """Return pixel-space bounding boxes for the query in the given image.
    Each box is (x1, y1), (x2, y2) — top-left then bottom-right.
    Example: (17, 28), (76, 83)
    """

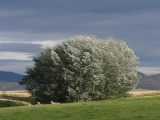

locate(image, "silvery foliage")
(51, 36), (139, 101)
(52, 36), (105, 102)
(21, 35), (139, 103)
(101, 38), (139, 98)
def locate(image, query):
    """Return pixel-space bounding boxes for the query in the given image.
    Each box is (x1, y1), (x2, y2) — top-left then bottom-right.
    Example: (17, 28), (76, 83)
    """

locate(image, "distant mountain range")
(0, 71), (24, 91)
(0, 71), (23, 82)
(0, 71), (160, 91)
(136, 72), (160, 90)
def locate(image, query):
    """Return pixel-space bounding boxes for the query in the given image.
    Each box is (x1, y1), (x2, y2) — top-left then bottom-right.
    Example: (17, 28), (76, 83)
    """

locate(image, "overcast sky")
(0, 0), (160, 75)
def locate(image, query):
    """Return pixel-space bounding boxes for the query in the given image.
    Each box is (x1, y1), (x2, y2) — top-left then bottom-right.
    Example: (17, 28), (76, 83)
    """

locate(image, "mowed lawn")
(0, 96), (160, 120)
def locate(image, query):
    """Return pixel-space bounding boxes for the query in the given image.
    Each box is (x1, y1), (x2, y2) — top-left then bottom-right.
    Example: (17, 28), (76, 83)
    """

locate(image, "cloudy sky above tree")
(0, 0), (160, 75)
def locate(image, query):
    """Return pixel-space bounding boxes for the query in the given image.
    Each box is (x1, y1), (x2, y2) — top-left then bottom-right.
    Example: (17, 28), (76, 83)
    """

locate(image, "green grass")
(0, 96), (160, 120)
(0, 100), (25, 108)
(2, 95), (33, 103)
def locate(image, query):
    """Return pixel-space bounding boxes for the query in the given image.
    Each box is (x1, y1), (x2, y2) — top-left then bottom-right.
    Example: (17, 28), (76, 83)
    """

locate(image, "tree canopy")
(20, 35), (139, 103)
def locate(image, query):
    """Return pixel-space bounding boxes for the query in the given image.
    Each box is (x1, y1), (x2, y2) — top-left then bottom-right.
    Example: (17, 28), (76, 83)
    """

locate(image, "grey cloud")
(0, 0), (160, 34)
(0, 59), (33, 74)
(0, 0), (160, 74)
(2, 0), (159, 13)
(0, 31), (67, 42)
(0, 43), (43, 54)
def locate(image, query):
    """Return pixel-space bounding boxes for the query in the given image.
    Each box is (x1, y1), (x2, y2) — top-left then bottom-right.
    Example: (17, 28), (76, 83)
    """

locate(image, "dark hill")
(138, 72), (146, 77)
(0, 71), (160, 90)
(136, 73), (160, 90)
(0, 71), (23, 82)
(0, 71), (25, 90)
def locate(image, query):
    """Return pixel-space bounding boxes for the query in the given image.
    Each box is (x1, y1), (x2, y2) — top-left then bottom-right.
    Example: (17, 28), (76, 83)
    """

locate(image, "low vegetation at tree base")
(0, 96), (160, 120)
(20, 35), (139, 103)
(0, 100), (25, 108)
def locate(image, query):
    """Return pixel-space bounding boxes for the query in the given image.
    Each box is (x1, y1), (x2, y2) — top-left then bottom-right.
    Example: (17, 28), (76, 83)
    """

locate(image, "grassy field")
(129, 90), (160, 97)
(0, 91), (32, 106)
(0, 100), (25, 108)
(0, 91), (160, 120)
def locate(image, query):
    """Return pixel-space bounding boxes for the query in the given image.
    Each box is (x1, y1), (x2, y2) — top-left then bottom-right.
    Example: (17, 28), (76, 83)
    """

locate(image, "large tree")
(20, 35), (139, 103)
